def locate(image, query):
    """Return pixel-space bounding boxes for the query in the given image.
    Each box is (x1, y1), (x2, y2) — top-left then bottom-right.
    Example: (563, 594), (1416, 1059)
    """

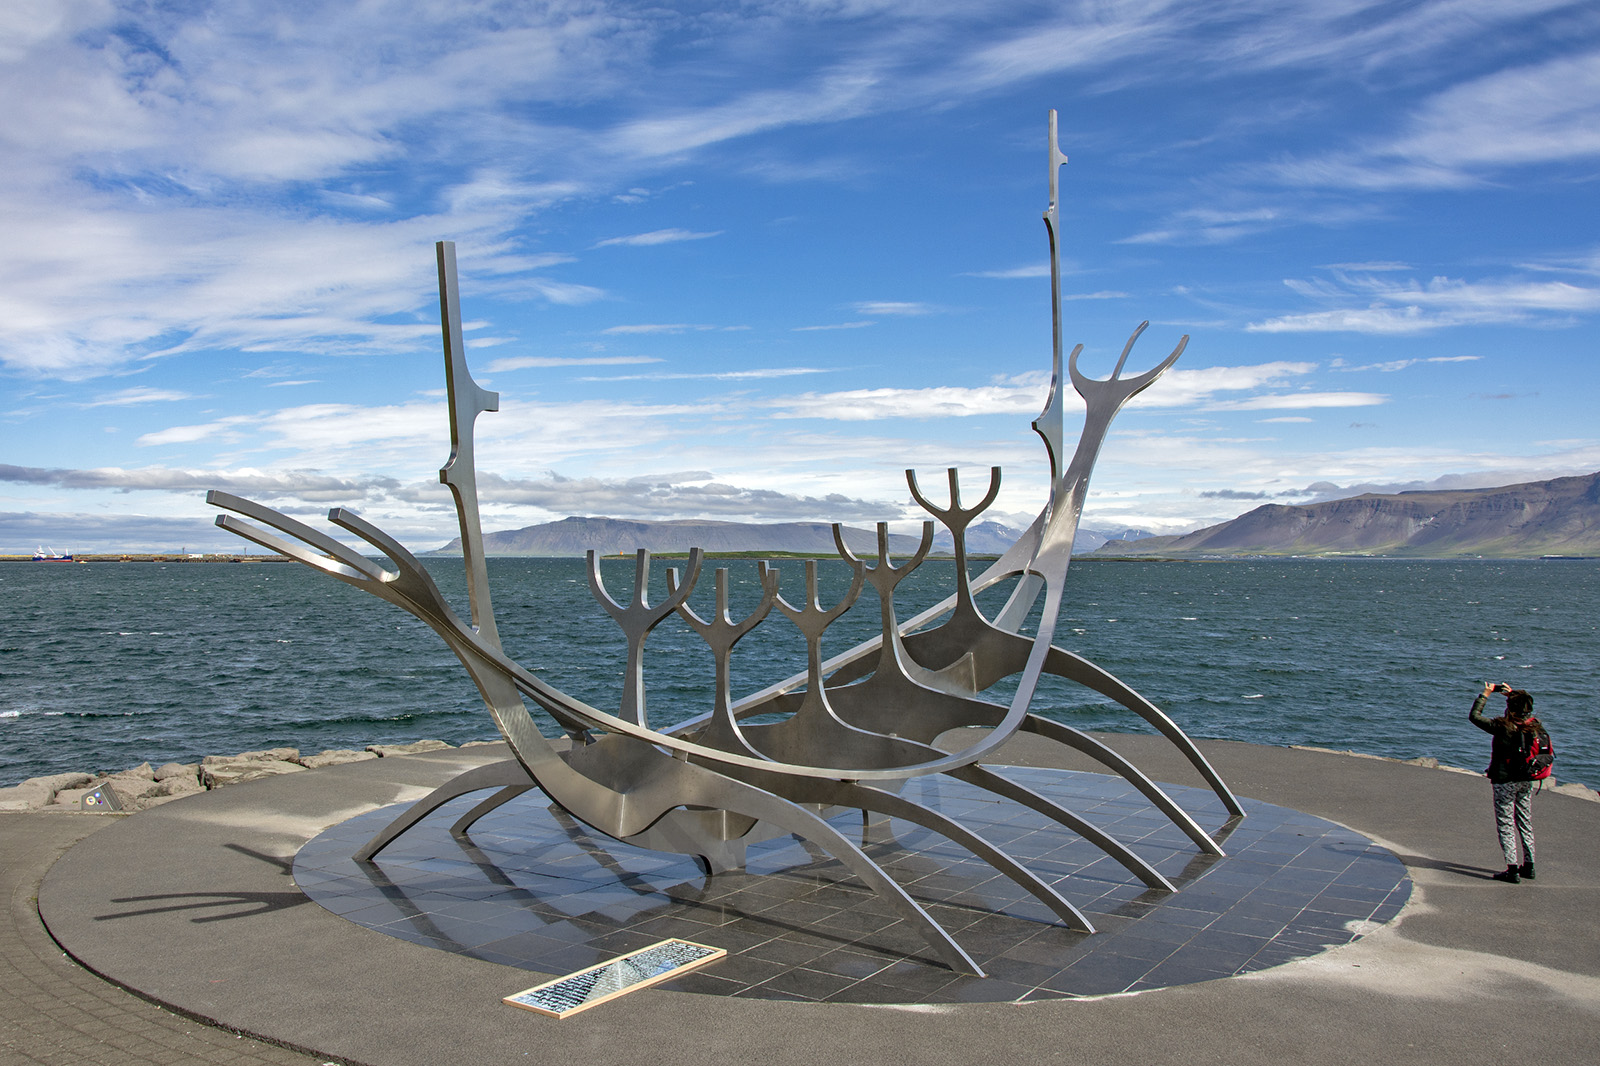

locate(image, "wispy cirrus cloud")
(766, 377), (1047, 421)
(1330, 355), (1481, 372)
(580, 366), (830, 382)
(598, 323), (747, 335)
(1204, 391), (1386, 411)
(852, 301), (940, 316)
(792, 321), (873, 332)
(485, 355), (660, 372)
(82, 387), (195, 407)
(591, 228), (723, 248)
(965, 264), (1050, 279)
(765, 358), (1391, 421)
(1120, 208), (1281, 246)
(1248, 270), (1600, 334)
(1269, 49), (1600, 191)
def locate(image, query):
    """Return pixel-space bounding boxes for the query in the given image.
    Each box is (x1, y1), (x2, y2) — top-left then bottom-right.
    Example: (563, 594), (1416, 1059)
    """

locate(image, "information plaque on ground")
(502, 939), (726, 1019)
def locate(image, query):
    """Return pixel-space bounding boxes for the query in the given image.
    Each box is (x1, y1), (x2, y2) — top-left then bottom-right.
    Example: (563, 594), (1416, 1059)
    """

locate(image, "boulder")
(153, 774), (203, 797)
(22, 771), (94, 796)
(0, 772), (94, 809)
(0, 784), (53, 812)
(153, 762), (199, 782)
(459, 739), (503, 749)
(95, 773), (163, 807)
(296, 749), (379, 769)
(366, 740), (453, 757)
(120, 762), (156, 780)
(202, 747), (299, 767)
(201, 760), (307, 789)
(50, 787), (94, 808)
(1550, 781), (1598, 802)
(1402, 756), (1440, 769)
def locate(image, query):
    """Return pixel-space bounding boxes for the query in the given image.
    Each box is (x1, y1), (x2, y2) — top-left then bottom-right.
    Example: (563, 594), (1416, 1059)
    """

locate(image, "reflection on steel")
(209, 110), (1242, 977)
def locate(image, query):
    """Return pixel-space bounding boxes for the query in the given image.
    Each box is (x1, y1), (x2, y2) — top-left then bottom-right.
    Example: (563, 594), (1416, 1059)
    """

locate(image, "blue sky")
(3, 0), (1598, 553)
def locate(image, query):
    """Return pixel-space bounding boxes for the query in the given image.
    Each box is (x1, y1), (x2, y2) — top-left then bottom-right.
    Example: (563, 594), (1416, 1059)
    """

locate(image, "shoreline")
(0, 739), (501, 813)
(5, 736), (1595, 814)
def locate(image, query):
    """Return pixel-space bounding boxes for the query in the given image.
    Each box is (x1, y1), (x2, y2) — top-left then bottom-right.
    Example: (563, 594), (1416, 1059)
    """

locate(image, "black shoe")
(1493, 865), (1522, 883)
(1520, 861), (1536, 880)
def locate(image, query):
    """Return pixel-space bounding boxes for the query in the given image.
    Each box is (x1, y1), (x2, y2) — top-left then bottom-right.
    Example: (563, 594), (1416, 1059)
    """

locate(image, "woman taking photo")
(1469, 681), (1554, 884)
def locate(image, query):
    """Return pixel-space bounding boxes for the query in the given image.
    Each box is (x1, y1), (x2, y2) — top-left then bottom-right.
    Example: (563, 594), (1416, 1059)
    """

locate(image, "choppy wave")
(1, 556), (1596, 789)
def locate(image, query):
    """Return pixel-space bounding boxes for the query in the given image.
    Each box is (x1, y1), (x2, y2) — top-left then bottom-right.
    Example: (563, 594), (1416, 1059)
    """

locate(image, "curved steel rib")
(211, 492), (989, 974)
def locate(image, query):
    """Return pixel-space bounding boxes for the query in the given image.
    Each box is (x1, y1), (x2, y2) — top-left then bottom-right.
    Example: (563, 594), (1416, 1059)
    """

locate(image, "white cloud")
(792, 321), (874, 331)
(1248, 307), (1444, 334)
(1131, 360), (1317, 407)
(767, 381), (1047, 421)
(484, 355), (660, 371)
(1332, 355), (1482, 372)
(580, 367), (830, 382)
(965, 264), (1051, 279)
(607, 70), (882, 159)
(83, 387), (194, 407)
(592, 228), (723, 248)
(600, 323), (720, 335)
(136, 417), (252, 447)
(1205, 391), (1387, 411)
(1121, 208), (1280, 246)
(1272, 49), (1600, 190)
(852, 301), (939, 316)
(1249, 271), (1600, 333)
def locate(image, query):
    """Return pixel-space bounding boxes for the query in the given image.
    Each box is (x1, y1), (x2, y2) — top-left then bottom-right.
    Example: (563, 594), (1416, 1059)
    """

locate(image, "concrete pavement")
(8, 735), (1600, 1066)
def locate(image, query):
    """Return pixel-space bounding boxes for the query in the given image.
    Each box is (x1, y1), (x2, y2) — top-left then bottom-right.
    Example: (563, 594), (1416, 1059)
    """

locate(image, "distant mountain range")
(431, 516), (1155, 557)
(1095, 472), (1600, 558)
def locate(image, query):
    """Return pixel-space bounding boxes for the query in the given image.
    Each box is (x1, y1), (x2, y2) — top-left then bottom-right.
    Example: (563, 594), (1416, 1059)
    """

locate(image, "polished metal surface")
(209, 110), (1243, 978)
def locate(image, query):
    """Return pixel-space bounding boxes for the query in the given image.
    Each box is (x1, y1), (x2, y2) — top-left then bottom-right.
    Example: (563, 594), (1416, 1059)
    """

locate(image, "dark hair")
(1505, 689), (1537, 732)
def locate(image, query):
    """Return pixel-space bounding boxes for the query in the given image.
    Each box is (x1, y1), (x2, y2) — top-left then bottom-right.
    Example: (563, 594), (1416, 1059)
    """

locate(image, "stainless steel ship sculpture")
(209, 111), (1242, 977)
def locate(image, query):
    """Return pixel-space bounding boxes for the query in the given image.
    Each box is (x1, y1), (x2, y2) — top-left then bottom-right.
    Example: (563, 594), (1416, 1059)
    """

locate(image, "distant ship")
(32, 546), (75, 562)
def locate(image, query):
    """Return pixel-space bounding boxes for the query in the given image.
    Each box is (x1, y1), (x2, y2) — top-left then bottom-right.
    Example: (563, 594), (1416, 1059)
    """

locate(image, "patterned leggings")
(1492, 780), (1536, 866)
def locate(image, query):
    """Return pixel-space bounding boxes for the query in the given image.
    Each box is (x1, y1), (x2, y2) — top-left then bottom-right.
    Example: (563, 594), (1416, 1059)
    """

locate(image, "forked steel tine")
(1068, 321), (1187, 405)
(774, 557), (862, 627)
(907, 466), (1003, 528)
(213, 514), (374, 586)
(672, 565), (778, 638)
(326, 507), (463, 620)
(208, 490), (385, 581)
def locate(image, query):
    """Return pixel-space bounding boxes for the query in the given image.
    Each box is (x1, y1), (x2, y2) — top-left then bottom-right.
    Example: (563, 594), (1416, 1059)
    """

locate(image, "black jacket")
(1470, 694), (1552, 784)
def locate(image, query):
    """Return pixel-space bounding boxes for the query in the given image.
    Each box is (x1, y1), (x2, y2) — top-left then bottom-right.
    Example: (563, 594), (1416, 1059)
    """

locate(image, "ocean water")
(2, 556), (1595, 789)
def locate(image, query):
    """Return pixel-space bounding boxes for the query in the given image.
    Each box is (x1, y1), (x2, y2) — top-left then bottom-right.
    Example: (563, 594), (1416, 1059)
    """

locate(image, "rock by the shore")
(296, 749), (379, 769)
(154, 762), (199, 781)
(0, 772), (96, 812)
(200, 760), (307, 789)
(366, 740), (454, 757)
(6, 740), (476, 815)
(203, 748), (299, 767)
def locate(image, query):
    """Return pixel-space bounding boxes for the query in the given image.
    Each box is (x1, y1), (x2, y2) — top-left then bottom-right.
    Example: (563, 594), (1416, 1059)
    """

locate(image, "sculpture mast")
(435, 241), (504, 650)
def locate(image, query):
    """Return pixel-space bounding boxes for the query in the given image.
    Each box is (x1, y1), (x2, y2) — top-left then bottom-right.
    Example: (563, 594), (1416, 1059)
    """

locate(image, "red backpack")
(1526, 732), (1555, 781)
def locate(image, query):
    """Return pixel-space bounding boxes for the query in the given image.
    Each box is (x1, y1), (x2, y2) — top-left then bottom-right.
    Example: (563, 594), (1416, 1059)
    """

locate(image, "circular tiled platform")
(294, 767), (1409, 1004)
